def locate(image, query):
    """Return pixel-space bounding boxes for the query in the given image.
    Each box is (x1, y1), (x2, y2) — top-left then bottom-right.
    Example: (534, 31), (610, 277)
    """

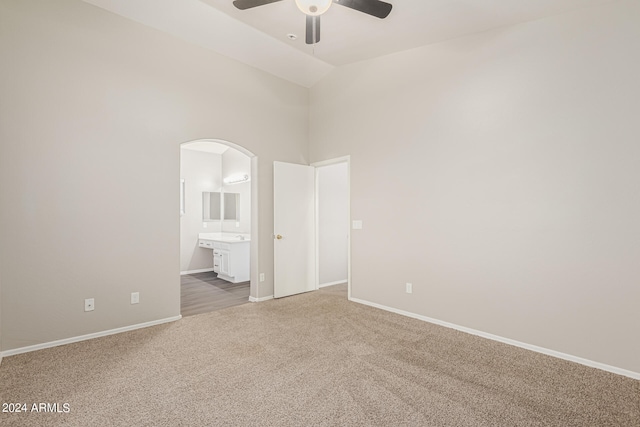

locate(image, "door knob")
(276, 234), (283, 240)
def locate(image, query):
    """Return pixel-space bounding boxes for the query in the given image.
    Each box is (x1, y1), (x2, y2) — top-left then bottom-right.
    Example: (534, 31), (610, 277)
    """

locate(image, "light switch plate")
(131, 292), (140, 304)
(352, 220), (363, 230)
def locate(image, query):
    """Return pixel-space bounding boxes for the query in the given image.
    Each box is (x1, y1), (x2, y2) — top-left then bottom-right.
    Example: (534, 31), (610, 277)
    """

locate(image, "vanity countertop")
(198, 233), (250, 243)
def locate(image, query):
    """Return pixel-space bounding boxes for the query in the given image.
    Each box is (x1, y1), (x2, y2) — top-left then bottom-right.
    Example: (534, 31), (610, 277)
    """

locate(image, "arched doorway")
(179, 139), (259, 316)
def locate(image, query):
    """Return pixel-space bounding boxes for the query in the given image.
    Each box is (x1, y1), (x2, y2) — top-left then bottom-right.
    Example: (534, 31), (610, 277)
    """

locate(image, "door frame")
(311, 156), (351, 300)
(179, 138), (260, 301)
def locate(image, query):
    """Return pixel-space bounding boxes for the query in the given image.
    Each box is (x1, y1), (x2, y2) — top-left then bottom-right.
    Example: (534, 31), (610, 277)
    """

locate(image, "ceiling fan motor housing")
(233, 0), (393, 45)
(295, 0), (332, 16)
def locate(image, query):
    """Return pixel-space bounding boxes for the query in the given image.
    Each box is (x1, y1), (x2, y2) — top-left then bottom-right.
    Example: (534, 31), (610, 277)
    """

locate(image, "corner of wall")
(0, 267), (3, 364)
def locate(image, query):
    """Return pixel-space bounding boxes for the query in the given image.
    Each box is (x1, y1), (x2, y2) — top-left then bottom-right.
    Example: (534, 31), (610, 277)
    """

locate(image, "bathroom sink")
(198, 233), (250, 243)
(216, 236), (250, 243)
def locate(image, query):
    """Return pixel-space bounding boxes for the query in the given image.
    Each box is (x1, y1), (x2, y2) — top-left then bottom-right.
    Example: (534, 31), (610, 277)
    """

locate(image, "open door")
(273, 161), (315, 298)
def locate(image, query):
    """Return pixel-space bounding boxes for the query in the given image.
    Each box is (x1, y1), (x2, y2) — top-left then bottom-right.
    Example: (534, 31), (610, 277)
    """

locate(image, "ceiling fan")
(232, 0), (393, 45)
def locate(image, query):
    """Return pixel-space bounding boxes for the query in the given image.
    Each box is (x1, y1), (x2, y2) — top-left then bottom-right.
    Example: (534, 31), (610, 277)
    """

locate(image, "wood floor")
(180, 271), (250, 317)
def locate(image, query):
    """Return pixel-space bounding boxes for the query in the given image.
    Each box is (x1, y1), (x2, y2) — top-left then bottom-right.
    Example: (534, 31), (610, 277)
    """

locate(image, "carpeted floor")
(0, 284), (638, 426)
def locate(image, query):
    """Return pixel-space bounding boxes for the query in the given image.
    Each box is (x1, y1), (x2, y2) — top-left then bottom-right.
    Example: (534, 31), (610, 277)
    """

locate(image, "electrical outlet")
(84, 298), (95, 312)
(259, 273), (265, 282)
(203, 222), (208, 228)
(406, 283), (412, 294)
(131, 292), (140, 304)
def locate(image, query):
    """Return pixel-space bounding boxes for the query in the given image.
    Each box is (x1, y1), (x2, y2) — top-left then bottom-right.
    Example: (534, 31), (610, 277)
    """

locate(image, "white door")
(273, 161), (315, 298)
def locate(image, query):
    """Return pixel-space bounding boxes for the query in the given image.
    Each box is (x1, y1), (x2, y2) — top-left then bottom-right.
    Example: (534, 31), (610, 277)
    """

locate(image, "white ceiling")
(83, 0), (615, 87)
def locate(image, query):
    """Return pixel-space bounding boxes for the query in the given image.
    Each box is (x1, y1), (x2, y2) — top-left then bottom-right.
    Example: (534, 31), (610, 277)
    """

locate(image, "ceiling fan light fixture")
(294, 0), (332, 16)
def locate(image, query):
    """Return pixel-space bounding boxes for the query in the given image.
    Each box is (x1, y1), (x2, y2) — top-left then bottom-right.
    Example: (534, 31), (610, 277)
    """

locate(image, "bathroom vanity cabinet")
(198, 234), (250, 283)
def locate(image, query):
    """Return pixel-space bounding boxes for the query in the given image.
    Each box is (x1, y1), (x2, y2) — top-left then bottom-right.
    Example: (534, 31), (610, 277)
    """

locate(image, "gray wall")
(317, 163), (348, 285)
(309, 0), (640, 373)
(180, 148), (222, 273)
(0, 0), (308, 351)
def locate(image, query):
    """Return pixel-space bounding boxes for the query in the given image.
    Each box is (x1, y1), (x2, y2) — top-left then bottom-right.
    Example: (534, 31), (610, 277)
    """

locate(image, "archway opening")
(179, 139), (259, 316)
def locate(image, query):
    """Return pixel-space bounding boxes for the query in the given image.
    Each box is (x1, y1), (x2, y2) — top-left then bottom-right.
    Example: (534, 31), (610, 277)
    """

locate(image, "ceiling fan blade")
(333, 0), (392, 19)
(306, 15), (321, 45)
(232, 0), (283, 10)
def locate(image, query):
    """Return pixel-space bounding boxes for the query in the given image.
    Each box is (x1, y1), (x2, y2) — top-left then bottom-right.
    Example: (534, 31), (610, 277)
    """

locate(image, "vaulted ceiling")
(83, 0), (615, 87)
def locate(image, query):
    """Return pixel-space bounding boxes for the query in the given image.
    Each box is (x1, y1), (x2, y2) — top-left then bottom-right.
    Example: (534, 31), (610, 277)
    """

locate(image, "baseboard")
(249, 295), (274, 302)
(349, 297), (640, 380)
(0, 315), (182, 358)
(319, 280), (347, 288)
(180, 268), (214, 275)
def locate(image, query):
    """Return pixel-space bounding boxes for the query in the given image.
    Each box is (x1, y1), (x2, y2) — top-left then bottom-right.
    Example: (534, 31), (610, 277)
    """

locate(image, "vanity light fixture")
(224, 174), (250, 185)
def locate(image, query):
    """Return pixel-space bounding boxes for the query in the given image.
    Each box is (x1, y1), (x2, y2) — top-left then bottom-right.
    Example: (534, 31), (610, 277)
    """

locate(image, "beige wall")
(0, 0), (308, 351)
(0, 272), (2, 363)
(309, 0), (640, 373)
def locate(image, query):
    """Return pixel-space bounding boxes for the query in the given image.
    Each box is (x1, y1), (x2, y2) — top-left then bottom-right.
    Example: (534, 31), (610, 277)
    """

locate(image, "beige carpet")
(0, 284), (638, 427)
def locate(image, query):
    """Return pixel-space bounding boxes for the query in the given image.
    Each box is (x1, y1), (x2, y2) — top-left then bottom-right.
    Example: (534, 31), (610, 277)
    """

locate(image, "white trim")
(314, 164), (320, 290)
(311, 156), (351, 168)
(319, 280), (347, 288)
(180, 268), (214, 275)
(0, 315), (182, 358)
(249, 155), (260, 301)
(349, 297), (640, 380)
(346, 159), (351, 300)
(249, 295), (274, 303)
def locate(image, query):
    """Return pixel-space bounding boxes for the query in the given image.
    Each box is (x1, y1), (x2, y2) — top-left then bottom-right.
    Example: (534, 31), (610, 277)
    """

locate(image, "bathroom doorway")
(179, 139), (258, 316)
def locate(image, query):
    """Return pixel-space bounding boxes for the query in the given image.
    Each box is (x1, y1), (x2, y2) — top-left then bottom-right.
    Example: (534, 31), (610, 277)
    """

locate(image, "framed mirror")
(202, 192), (221, 221)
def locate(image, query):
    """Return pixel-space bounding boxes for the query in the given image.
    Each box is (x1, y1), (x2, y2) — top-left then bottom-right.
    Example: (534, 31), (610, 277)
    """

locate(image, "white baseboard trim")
(180, 268), (214, 275)
(319, 280), (348, 288)
(249, 295), (274, 303)
(0, 315), (182, 358)
(349, 297), (640, 380)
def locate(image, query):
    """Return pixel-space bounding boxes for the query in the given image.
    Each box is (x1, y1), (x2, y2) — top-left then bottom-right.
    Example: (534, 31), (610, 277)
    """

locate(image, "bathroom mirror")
(223, 192), (239, 221)
(202, 192), (221, 221)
